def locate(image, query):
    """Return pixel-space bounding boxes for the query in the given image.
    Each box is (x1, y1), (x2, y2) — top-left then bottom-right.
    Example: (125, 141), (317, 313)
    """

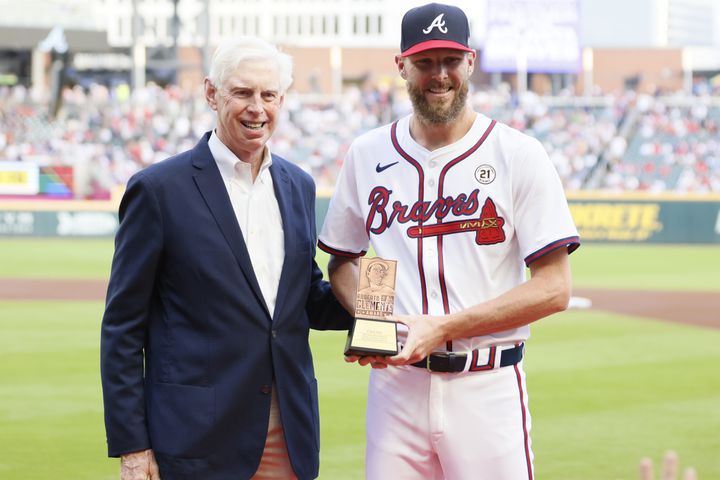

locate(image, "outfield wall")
(1, 193), (719, 243)
(565, 193), (720, 243)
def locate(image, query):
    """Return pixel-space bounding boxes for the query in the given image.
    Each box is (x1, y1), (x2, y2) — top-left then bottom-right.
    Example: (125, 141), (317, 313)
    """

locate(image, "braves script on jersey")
(319, 113), (580, 353)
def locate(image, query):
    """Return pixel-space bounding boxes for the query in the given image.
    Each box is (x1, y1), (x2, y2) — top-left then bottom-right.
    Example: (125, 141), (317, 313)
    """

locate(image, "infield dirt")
(1, 279), (717, 330)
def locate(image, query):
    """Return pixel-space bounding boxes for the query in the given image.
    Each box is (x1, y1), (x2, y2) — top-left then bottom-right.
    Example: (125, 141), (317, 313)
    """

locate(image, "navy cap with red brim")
(400, 3), (474, 57)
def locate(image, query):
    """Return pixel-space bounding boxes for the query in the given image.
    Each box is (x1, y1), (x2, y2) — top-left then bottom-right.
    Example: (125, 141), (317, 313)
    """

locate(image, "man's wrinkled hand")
(121, 449), (161, 480)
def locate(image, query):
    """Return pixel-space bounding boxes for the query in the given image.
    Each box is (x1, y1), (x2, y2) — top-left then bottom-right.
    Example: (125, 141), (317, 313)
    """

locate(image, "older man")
(101, 37), (351, 480)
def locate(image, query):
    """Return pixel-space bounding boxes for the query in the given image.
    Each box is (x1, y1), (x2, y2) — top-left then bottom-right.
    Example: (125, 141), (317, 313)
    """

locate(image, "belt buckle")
(426, 352), (455, 372)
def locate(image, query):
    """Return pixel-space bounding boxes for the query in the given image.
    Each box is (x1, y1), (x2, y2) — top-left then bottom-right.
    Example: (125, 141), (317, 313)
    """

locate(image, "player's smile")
(397, 48), (473, 124)
(427, 82), (453, 93)
(426, 82), (454, 100)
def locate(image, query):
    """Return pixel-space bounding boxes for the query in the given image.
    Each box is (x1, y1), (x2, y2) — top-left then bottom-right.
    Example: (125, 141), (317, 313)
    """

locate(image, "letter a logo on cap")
(423, 13), (448, 34)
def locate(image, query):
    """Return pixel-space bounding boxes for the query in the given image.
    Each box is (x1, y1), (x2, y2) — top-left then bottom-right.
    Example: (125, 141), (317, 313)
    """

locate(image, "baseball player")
(318, 3), (580, 480)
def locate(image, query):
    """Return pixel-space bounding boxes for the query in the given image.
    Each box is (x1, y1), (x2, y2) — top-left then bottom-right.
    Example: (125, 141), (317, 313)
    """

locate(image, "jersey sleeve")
(511, 136), (580, 266)
(318, 143), (369, 257)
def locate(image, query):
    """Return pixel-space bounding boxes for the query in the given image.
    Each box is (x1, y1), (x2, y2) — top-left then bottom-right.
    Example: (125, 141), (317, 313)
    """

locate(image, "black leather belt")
(410, 344), (524, 373)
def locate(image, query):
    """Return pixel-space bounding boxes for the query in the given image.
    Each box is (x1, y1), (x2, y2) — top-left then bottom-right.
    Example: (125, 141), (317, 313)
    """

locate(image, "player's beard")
(408, 79), (469, 124)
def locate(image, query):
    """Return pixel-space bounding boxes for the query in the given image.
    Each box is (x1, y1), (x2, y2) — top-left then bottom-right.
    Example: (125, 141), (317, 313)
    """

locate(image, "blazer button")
(260, 385), (271, 395)
(271, 330), (277, 339)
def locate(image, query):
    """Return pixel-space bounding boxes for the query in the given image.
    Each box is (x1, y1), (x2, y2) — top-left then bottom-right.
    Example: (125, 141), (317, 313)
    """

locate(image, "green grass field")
(1, 239), (719, 479)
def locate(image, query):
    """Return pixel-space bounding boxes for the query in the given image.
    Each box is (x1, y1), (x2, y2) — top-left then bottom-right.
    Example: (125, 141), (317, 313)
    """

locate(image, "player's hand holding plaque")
(344, 257), (399, 356)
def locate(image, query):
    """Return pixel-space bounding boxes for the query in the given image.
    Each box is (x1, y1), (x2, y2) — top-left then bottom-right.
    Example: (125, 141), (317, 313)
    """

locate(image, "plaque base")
(344, 317), (399, 356)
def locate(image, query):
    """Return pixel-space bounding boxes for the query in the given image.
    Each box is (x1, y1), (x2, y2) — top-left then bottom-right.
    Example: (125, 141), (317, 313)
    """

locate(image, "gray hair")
(208, 37), (293, 93)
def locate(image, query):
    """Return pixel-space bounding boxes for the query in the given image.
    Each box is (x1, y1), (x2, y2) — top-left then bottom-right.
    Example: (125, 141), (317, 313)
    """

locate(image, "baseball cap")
(400, 3), (474, 57)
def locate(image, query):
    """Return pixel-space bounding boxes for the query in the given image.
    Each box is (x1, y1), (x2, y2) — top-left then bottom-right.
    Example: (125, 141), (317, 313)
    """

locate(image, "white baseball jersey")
(320, 112), (579, 479)
(319, 113), (580, 352)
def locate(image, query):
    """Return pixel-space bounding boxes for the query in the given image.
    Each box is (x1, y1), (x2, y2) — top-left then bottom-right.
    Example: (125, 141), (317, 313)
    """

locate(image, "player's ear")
(466, 50), (477, 75)
(395, 55), (408, 79)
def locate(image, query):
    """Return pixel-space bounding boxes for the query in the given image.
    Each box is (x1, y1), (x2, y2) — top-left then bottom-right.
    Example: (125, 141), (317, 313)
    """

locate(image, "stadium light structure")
(131, 0), (182, 89)
(38, 26), (69, 119)
(131, 0), (145, 89)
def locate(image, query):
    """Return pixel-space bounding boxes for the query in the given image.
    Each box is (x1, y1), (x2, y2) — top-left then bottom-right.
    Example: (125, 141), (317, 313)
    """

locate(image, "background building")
(1, 0), (718, 95)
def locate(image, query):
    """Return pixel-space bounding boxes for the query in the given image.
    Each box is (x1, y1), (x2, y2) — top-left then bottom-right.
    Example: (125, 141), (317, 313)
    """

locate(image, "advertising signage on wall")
(0, 196), (718, 243)
(568, 200), (720, 244)
(0, 211), (35, 235)
(0, 211), (118, 237)
(569, 202), (664, 241)
(0, 162), (74, 197)
(0, 162), (39, 195)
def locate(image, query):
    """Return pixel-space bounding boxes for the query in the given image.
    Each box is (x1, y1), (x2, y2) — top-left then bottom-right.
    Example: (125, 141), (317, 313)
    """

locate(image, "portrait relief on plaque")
(355, 258), (397, 319)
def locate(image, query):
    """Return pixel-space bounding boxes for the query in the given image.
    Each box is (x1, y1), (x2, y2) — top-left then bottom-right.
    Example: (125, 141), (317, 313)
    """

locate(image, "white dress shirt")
(209, 131), (285, 317)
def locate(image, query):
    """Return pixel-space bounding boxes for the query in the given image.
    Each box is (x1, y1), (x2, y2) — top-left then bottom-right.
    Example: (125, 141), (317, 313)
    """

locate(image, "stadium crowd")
(600, 94), (720, 192)
(1, 80), (719, 198)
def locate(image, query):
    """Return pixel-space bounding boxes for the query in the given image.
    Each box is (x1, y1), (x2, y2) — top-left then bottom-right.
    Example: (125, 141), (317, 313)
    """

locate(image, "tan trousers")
(252, 386), (298, 480)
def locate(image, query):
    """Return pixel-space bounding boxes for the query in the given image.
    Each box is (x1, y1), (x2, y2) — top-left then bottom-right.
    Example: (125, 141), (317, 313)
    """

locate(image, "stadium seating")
(1, 83), (718, 198)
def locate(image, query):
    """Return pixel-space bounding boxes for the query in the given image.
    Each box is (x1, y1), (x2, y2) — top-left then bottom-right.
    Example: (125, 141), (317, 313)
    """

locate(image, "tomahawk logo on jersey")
(319, 113), (579, 352)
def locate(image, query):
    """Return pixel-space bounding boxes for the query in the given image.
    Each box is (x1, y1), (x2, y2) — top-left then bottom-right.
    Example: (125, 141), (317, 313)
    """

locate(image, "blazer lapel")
(270, 157), (296, 321)
(191, 134), (270, 317)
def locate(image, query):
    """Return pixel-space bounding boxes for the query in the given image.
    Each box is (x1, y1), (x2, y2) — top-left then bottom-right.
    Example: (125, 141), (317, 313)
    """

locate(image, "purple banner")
(481, 0), (581, 73)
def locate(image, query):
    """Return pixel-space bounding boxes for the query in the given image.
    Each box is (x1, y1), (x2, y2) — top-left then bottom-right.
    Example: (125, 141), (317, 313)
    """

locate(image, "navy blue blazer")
(100, 132), (351, 480)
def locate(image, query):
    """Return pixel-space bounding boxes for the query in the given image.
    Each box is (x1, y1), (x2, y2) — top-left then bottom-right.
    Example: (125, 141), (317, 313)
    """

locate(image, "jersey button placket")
(420, 236), (441, 314)
(426, 156), (438, 188)
(423, 154), (442, 315)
